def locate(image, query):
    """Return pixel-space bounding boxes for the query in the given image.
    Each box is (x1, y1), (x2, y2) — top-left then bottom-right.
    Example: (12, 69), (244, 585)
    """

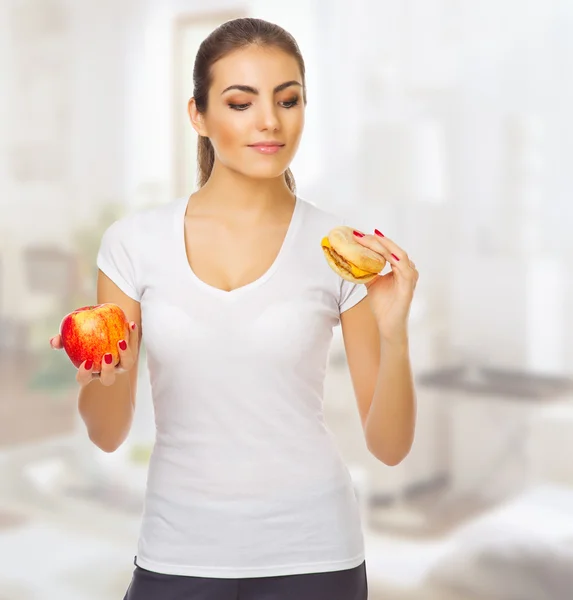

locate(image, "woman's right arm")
(77, 269), (142, 452)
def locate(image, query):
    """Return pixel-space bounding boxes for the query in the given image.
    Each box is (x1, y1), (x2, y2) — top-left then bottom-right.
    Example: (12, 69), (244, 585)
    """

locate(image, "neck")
(195, 160), (295, 217)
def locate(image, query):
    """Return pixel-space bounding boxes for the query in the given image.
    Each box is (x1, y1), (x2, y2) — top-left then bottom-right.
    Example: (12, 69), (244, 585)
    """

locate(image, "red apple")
(59, 303), (129, 372)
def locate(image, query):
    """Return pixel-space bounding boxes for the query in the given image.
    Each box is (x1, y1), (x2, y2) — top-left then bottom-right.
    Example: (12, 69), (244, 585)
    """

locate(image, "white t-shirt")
(96, 195), (369, 578)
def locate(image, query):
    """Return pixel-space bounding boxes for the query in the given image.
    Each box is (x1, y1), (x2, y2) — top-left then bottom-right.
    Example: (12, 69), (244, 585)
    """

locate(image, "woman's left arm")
(340, 230), (419, 466)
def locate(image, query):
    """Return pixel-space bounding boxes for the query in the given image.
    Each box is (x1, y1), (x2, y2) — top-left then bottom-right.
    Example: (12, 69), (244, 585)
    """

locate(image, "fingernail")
(353, 230), (365, 238)
(104, 353), (113, 364)
(391, 253), (400, 261)
(119, 340), (127, 351)
(374, 229), (385, 237)
(131, 322), (136, 330)
(85, 359), (93, 370)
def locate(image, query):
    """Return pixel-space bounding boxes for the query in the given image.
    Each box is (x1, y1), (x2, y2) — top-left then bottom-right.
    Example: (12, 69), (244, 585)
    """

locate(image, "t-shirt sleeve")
(337, 216), (368, 314)
(96, 218), (141, 301)
(338, 277), (368, 313)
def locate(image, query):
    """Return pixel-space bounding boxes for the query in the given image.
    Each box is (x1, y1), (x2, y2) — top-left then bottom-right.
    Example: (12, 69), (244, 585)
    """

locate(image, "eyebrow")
(221, 80), (302, 95)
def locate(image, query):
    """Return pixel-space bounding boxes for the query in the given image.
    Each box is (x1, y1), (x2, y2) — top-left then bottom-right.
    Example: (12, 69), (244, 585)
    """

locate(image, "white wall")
(2, 0), (573, 366)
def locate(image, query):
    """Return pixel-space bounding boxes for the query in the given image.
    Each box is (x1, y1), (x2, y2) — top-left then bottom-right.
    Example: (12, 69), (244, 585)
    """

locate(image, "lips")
(247, 142), (285, 155)
(248, 142), (285, 148)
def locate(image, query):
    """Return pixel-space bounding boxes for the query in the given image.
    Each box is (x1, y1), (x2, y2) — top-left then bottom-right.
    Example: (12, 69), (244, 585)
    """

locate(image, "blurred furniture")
(0, 243), (79, 358)
(366, 482), (573, 600)
(0, 354), (77, 448)
(23, 245), (79, 298)
(0, 246), (31, 358)
(528, 402), (573, 488)
(0, 317), (30, 358)
(20, 244), (80, 356)
(423, 483), (573, 600)
(418, 364), (573, 505)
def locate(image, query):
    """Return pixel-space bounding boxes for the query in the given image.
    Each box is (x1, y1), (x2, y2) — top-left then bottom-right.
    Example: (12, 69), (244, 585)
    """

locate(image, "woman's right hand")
(49, 322), (139, 387)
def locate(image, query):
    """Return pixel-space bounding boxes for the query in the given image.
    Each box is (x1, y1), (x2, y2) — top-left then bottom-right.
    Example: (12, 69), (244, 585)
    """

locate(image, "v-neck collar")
(174, 195), (304, 300)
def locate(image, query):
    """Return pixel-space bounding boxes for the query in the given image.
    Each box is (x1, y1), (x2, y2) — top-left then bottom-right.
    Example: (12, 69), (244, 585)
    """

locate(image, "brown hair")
(192, 17), (307, 192)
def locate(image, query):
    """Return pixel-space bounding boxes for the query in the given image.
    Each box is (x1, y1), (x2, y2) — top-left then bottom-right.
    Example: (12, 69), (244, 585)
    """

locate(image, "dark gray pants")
(123, 556), (368, 599)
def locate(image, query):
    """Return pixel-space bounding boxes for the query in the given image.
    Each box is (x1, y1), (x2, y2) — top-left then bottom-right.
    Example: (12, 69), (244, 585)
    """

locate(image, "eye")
(228, 97), (300, 111)
(280, 98), (300, 108)
(228, 103), (250, 111)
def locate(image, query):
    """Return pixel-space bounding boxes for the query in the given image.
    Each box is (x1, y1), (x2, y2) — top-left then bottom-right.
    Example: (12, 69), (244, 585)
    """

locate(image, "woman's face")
(191, 45), (305, 182)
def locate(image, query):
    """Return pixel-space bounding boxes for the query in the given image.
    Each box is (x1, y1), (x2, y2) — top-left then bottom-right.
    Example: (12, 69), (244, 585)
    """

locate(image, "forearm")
(78, 373), (135, 452)
(364, 337), (416, 465)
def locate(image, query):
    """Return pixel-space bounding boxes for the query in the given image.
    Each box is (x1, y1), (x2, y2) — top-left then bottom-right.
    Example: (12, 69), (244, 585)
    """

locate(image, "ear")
(188, 97), (209, 137)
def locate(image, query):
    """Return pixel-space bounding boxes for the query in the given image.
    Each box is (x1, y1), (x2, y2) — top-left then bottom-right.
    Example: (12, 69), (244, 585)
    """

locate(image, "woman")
(50, 17), (418, 600)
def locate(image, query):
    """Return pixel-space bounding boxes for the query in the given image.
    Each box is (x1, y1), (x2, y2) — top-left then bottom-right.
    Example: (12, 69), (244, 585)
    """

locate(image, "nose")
(256, 100), (281, 132)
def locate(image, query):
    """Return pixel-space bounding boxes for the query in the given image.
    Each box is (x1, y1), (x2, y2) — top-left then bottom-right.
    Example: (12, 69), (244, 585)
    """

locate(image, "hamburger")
(321, 226), (386, 284)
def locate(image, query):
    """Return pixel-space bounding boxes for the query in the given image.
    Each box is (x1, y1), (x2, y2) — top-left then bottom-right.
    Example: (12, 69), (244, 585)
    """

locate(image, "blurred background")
(1, 0), (573, 598)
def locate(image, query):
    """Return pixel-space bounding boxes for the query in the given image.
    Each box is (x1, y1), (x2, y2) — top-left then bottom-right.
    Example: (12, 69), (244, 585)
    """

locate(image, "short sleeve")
(96, 219), (141, 301)
(339, 278), (368, 313)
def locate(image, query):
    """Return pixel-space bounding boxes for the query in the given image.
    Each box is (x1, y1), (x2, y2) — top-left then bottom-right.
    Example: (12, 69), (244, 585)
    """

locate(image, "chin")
(236, 163), (292, 182)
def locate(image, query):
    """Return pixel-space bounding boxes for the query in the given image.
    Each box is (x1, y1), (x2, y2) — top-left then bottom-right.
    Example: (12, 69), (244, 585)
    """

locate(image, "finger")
(99, 352), (117, 387)
(128, 321), (139, 353)
(406, 259), (420, 286)
(357, 230), (409, 262)
(120, 321), (139, 370)
(353, 232), (406, 266)
(372, 231), (410, 262)
(77, 359), (96, 387)
(117, 335), (135, 372)
(50, 334), (63, 350)
(356, 233), (418, 284)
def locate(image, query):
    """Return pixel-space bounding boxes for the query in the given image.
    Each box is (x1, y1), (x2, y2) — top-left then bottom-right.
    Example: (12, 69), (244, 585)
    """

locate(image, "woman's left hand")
(353, 229), (419, 343)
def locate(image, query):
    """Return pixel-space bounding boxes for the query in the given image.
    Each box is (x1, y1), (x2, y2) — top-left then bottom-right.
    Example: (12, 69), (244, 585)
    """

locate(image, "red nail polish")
(119, 340), (127, 351)
(105, 353), (113, 364)
(391, 253), (400, 261)
(353, 230), (365, 238)
(85, 359), (93, 370)
(374, 229), (385, 237)
(131, 322), (136, 330)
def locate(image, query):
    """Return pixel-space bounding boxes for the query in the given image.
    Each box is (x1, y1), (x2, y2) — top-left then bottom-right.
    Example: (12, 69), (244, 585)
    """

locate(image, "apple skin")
(59, 303), (129, 373)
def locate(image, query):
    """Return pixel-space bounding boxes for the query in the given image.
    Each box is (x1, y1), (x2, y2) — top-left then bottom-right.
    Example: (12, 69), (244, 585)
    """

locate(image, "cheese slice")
(348, 263), (373, 278)
(321, 237), (372, 278)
